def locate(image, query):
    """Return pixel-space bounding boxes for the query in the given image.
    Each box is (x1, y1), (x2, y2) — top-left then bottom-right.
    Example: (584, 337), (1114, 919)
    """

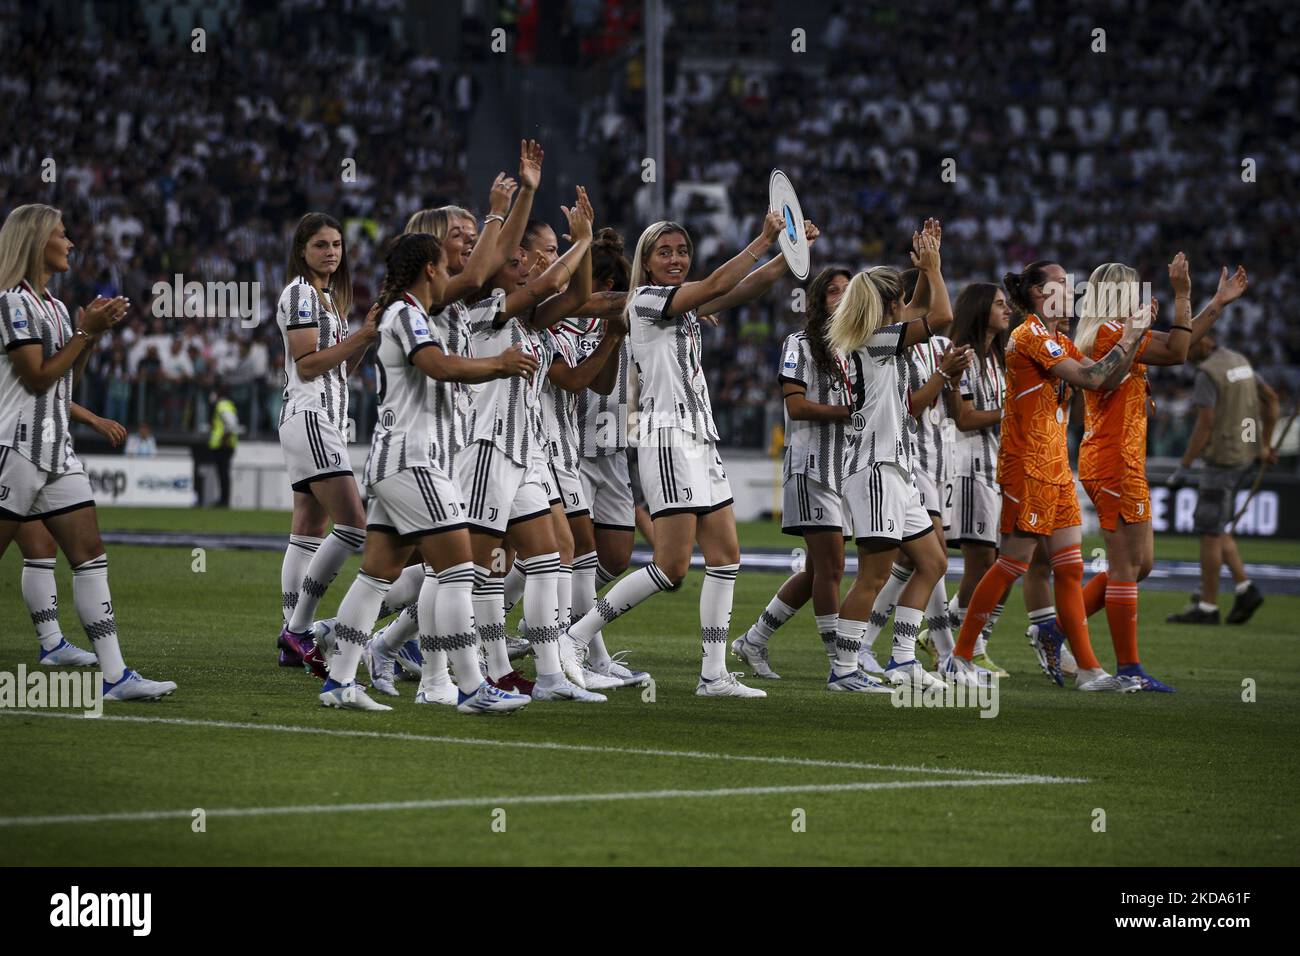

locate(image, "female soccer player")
(1073, 255), (1245, 692)
(564, 211), (817, 698)
(946, 260), (1151, 690)
(0, 203), (175, 700)
(732, 265), (854, 679)
(318, 232), (538, 712)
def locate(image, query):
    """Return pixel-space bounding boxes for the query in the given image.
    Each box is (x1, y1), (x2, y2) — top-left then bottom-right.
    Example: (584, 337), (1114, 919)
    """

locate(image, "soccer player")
(0, 203), (176, 700)
(319, 232), (537, 712)
(564, 211), (807, 698)
(946, 260), (1151, 690)
(1073, 255), (1244, 690)
(275, 213), (377, 667)
(824, 229), (956, 693)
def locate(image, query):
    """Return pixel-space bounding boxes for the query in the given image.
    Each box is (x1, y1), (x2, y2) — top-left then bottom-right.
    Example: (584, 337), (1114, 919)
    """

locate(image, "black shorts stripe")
(413, 468), (445, 523)
(304, 414), (326, 470)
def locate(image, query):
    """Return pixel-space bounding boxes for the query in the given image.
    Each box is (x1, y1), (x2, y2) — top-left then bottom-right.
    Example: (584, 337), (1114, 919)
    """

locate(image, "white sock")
(700, 564), (739, 679)
(327, 571), (391, 684)
(522, 553), (563, 678)
(288, 524), (365, 632)
(815, 612), (839, 660)
(568, 563), (675, 648)
(975, 601), (1004, 655)
(925, 579), (954, 657)
(22, 558), (62, 650)
(947, 593), (966, 638)
(1235, 579), (1252, 595)
(556, 563), (573, 632)
(1198, 600), (1219, 612)
(379, 597), (420, 653)
(865, 563), (911, 649)
(72, 555), (125, 681)
(748, 591), (797, 647)
(571, 551), (610, 663)
(376, 563), (426, 620)
(891, 605), (924, 664)
(1028, 605), (1056, 629)
(833, 617), (867, 676)
(280, 534), (322, 625)
(473, 567), (510, 680)
(403, 578), (450, 687)
(432, 562), (480, 696)
(503, 561), (527, 614)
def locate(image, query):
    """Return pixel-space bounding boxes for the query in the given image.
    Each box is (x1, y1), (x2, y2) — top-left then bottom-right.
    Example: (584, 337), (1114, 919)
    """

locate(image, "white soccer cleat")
(103, 669), (177, 702)
(38, 638), (98, 667)
(579, 665), (624, 691)
(856, 646), (885, 675)
(505, 635), (532, 660)
(586, 651), (650, 687)
(364, 639), (399, 697)
(1060, 641), (1078, 677)
(320, 680), (392, 710)
(557, 635), (588, 689)
(313, 618), (339, 660)
(414, 677), (460, 706)
(826, 668), (893, 694)
(883, 657), (945, 690)
(696, 671), (767, 698)
(941, 654), (984, 688)
(1075, 668), (1141, 693)
(731, 635), (780, 679)
(532, 676), (607, 702)
(456, 680), (530, 714)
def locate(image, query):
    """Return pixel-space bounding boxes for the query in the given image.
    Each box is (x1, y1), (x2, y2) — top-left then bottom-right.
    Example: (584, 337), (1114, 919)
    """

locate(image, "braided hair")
(804, 265), (852, 380)
(591, 227), (631, 290)
(376, 233), (443, 311)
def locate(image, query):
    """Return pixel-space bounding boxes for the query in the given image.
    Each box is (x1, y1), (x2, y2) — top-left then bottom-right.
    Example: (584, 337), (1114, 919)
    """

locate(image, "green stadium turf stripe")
(0, 777), (1074, 828)
(0, 710), (1088, 783)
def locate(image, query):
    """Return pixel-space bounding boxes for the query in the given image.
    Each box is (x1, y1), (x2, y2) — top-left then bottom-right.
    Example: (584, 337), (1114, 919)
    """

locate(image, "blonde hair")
(624, 220), (692, 326)
(825, 267), (904, 355)
(1075, 262), (1140, 356)
(0, 204), (63, 292)
(404, 205), (475, 241)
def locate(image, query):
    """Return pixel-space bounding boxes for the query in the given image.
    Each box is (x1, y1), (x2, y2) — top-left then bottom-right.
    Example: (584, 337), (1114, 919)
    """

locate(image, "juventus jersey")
(561, 317), (629, 458)
(0, 282), (77, 474)
(465, 293), (548, 466)
(904, 334), (952, 486)
(952, 350), (1005, 487)
(277, 277), (349, 428)
(627, 285), (718, 441)
(537, 326), (580, 471)
(364, 294), (439, 486)
(427, 300), (469, 473)
(842, 322), (911, 479)
(778, 330), (850, 491)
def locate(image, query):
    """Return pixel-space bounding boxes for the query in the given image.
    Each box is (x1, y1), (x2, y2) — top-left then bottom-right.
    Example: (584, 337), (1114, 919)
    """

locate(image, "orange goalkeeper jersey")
(1078, 321), (1153, 482)
(998, 315), (1080, 487)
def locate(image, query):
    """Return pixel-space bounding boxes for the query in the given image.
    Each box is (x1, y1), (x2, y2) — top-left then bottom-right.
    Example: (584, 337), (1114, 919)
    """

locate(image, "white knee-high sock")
(567, 563), (676, 649)
(975, 602), (1005, 655)
(556, 563), (573, 631)
(891, 605), (924, 663)
(380, 598), (420, 652)
(833, 617), (867, 675)
(746, 590), (797, 647)
(473, 567), (510, 680)
(289, 525), (365, 632)
(376, 563), (426, 621)
(327, 571), (391, 684)
(402, 572), (449, 683)
(865, 563), (912, 649)
(926, 579), (954, 657)
(503, 561), (527, 614)
(521, 553), (563, 677)
(22, 558), (63, 650)
(280, 534), (322, 625)
(573, 551), (611, 664)
(430, 562), (480, 696)
(815, 612), (839, 660)
(71, 555), (126, 682)
(700, 563), (739, 679)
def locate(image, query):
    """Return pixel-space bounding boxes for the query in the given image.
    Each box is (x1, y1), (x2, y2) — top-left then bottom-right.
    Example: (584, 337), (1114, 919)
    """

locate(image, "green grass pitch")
(0, 509), (1296, 866)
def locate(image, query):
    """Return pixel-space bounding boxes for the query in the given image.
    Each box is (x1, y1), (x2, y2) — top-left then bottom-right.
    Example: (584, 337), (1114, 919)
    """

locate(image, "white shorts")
(842, 462), (933, 546)
(549, 459), (590, 518)
(0, 448), (95, 521)
(579, 452), (634, 530)
(280, 411), (352, 492)
(365, 465), (465, 539)
(945, 474), (1000, 547)
(455, 441), (553, 537)
(782, 473), (848, 536)
(640, 429), (733, 519)
(914, 470), (944, 518)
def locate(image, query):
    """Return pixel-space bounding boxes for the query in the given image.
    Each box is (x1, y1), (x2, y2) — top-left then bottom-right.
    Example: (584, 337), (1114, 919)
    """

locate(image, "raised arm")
(663, 211), (784, 317)
(697, 220), (820, 317)
(1052, 304), (1152, 391)
(1142, 256), (1247, 367)
(570, 291), (628, 319)
(436, 173), (517, 306)
(495, 139), (543, 259)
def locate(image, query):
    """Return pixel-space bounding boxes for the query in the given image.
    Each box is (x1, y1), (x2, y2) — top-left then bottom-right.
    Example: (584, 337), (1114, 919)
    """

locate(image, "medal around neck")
(769, 168), (809, 280)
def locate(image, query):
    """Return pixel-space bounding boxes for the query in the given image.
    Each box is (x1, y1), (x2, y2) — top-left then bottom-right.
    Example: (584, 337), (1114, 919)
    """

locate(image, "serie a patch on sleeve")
(783, 348), (799, 370)
(1046, 340), (1063, 357)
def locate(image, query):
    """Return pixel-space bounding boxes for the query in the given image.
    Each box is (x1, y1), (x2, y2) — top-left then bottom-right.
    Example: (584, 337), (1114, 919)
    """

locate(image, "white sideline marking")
(0, 777), (1068, 828)
(0, 710), (1088, 784)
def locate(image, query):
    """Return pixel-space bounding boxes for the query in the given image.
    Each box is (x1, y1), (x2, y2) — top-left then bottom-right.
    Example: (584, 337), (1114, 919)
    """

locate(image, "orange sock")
(955, 555), (1027, 658)
(1083, 571), (1108, 618)
(1105, 581), (1140, 666)
(1050, 546), (1102, 671)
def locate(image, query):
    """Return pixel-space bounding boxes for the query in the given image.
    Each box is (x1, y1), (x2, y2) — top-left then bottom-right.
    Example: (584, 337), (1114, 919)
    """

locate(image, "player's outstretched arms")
(697, 219), (820, 317)
(664, 210), (783, 318)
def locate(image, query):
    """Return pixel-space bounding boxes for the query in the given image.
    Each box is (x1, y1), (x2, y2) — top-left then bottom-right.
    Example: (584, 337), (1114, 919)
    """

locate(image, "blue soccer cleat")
(1027, 621), (1067, 687)
(1117, 664), (1176, 693)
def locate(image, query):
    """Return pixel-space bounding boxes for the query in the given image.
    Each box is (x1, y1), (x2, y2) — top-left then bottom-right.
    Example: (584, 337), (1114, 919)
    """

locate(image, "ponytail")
(1003, 259), (1056, 316)
(826, 267), (903, 355)
(376, 233), (443, 312)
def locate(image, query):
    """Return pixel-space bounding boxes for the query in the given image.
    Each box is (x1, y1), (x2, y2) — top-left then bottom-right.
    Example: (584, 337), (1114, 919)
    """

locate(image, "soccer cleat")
(491, 670), (537, 695)
(1117, 663), (1176, 693)
(942, 654), (984, 688)
(1226, 584), (1263, 625)
(971, 651), (1008, 678)
(731, 635), (780, 679)
(883, 657), (945, 690)
(313, 618), (338, 659)
(531, 676), (607, 702)
(277, 626), (313, 667)
(365, 639), (399, 697)
(1060, 641), (1077, 677)
(915, 628), (936, 670)
(578, 666), (624, 691)
(457, 680), (531, 715)
(394, 640), (421, 681)
(301, 642), (329, 681)
(557, 635), (588, 689)
(320, 678), (391, 710)
(696, 671), (767, 698)
(826, 668), (893, 693)
(1074, 668), (1141, 693)
(38, 639), (98, 667)
(586, 651), (650, 687)
(103, 669), (177, 702)
(414, 678), (460, 706)
(1026, 622), (1067, 687)
(1165, 596), (1220, 625)
(505, 635), (532, 660)
(856, 646), (885, 675)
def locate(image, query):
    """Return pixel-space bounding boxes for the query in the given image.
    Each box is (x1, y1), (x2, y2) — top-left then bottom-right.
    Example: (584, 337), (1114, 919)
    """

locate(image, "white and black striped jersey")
(951, 349), (1005, 487)
(276, 277), (350, 428)
(537, 326), (581, 471)
(904, 334), (952, 486)
(842, 322), (911, 479)
(778, 330), (850, 491)
(0, 282), (77, 474)
(627, 285), (718, 440)
(364, 294), (439, 486)
(560, 317), (629, 458)
(465, 293), (548, 466)
(427, 300), (469, 474)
